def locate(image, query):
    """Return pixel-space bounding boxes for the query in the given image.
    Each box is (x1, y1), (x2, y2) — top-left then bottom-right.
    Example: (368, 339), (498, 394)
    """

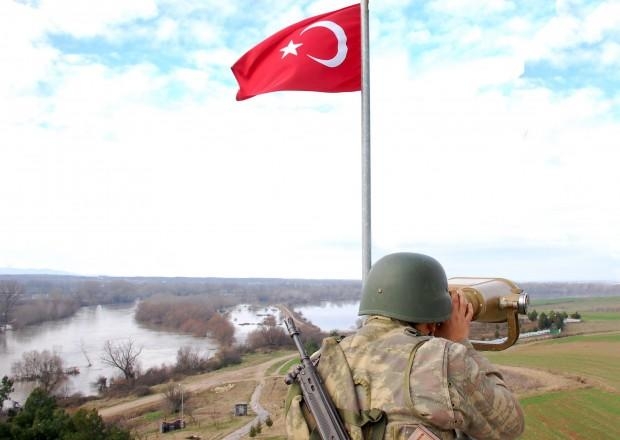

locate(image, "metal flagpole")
(361, 0), (371, 281)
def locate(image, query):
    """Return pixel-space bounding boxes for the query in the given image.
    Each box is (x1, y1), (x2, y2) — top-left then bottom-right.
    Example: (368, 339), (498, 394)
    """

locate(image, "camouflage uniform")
(286, 315), (524, 440)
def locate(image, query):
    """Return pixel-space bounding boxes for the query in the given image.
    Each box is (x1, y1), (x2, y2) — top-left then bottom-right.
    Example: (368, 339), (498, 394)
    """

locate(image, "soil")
(498, 365), (590, 397)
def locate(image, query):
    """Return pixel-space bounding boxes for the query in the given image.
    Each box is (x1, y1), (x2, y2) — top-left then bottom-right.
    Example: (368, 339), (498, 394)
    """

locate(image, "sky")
(1, 0), (620, 282)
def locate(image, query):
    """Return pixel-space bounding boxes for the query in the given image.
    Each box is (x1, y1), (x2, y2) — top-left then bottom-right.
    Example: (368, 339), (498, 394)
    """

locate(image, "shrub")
(134, 385), (152, 397)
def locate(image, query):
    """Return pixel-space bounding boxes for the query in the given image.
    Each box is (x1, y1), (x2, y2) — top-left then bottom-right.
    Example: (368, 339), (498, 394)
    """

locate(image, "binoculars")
(448, 277), (530, 351)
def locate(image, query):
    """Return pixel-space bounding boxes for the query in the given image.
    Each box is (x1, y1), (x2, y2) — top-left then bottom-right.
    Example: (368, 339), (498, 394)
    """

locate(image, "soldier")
(286, 252), (525, 440)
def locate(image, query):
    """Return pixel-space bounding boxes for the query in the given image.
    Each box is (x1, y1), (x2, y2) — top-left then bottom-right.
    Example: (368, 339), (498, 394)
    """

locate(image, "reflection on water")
(0, 303), (217, 402)
(228, 304), (283, 343)
(227, 302), (361, 336)
(295, 301), (360, 332)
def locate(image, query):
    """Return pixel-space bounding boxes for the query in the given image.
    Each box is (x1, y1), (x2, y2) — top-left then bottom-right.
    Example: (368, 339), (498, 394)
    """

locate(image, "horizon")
(1, 266), (619, 285)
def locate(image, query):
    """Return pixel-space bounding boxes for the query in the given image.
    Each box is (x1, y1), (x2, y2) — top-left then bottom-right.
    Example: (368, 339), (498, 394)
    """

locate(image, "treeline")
(135, 295), (236, 345)
(2, 274), (362, 328)
(12, 296), (80, 329)
(520, 281), (620, 298)
(0, 274), (362, 306)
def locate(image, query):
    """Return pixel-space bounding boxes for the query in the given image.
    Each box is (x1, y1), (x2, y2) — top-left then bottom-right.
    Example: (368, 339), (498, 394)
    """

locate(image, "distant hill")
(520, 281), (620, 299)
(0, 267), (75, 276)
(1, 272), (619, 304)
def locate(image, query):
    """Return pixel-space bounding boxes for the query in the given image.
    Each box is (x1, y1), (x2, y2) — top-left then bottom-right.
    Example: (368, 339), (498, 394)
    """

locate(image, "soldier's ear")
(413, 323), (436, 336)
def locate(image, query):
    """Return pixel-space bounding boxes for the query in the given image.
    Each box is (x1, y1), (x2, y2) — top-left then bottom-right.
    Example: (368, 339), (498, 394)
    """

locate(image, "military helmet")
(358, 252), (452, 323)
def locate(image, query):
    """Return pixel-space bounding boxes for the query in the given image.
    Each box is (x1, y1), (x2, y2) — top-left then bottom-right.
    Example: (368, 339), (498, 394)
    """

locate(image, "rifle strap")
(340, 407), (386, 440)
(304, 404), (386, 440)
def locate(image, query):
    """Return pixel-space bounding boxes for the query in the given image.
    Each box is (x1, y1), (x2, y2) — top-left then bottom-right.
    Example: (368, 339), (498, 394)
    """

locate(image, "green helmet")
(359, 252), (452, 323)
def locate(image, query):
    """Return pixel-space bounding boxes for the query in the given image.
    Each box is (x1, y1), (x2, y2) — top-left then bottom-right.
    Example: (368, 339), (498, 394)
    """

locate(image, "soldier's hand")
(434, 289), (474, 343)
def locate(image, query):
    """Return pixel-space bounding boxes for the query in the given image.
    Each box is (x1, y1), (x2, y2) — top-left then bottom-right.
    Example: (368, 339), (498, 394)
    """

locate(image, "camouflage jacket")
(286, 316), (524, 440)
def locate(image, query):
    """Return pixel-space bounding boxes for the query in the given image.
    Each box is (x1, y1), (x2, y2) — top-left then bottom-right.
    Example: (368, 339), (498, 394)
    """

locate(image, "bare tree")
(94, 376), (107, 393)
(101, 339), (143, 380)
(162, 382), (188, 415)
(205, 313), (235, 345)
(80, 339), (92, 367)
(176, 346), (210, 373)
(11, 349), (65, 392)
(0, 280), (24, 330)
(246, 315), (290, 349)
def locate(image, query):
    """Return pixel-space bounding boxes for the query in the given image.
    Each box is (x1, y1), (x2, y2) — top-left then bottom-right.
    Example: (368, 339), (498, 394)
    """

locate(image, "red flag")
(231, 4), (361, 101)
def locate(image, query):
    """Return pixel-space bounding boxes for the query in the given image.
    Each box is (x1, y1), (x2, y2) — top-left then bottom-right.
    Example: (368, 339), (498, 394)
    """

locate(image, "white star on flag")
(280, 40), (303, 58)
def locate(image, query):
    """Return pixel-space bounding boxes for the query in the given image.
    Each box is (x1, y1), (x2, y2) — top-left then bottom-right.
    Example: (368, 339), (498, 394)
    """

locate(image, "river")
(0, 303), (218, 403)
(0, 300), (360, 404)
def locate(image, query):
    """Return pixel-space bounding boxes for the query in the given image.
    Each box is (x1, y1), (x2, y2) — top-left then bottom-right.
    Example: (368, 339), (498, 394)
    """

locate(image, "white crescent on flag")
(300, 20), (348, 68)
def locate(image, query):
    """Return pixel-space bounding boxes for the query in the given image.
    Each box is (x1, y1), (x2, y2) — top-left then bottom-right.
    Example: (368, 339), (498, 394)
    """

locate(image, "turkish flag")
(231, 4), (361, 101)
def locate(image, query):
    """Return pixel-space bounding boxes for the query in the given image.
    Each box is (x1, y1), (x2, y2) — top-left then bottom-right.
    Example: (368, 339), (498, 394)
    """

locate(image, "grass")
(486, 331), (620, 439)
(489, 332), (620, 391)
(519, 388), (620, 439)
(580, 311), (620, 321)
(125, 379), (260, 439)
(530, 296), (620, 313)
(276, 357), (299, 376)
(142, 410), (163, 422)
(263, 352), (297, 376)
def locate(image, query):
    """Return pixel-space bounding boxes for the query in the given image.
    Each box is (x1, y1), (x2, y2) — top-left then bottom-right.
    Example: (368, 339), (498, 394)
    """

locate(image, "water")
(0, 300), (359, 404)
(295, 301), (360, 332)
(0, 302), (217, 402)
(228, 304), (283, 343)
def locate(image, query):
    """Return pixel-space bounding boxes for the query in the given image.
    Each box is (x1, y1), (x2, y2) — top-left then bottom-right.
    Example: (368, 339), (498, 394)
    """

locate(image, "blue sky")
(2, 0), (620, 282)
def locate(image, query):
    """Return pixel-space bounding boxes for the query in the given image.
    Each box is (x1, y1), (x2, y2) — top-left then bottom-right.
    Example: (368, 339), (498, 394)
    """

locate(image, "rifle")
(284, 317), (350, 440)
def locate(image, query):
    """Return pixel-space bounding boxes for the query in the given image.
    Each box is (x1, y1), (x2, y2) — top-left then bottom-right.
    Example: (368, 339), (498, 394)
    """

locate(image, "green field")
(486, 331), (620, 439)
(579, 311), (620, 321)
(519, 388), (620, 439)
(530, 296), (620, 313)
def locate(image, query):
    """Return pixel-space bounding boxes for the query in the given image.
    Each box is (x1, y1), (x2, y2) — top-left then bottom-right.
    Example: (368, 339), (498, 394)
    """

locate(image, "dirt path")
(97, 353), (295, 419)
(498, 365), (590, 397)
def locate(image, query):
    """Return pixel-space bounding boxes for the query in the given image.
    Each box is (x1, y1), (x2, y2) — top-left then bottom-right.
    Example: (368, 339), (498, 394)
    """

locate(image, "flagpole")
(361, 0), (371, 281)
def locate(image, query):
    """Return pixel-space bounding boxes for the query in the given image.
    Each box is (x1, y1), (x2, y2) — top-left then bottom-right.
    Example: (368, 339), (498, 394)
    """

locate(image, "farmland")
(486, 296), (620, 439)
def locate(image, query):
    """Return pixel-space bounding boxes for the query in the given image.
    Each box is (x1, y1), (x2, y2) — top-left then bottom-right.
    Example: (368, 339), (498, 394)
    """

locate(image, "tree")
(94, 376), (107, 393)
(537, 312), (550, 330)
(0, 280), (24, 330)
(527, 309), (538, 322)
(101, 339), (143, 380)
(0, 376), (14, 409)
(11, 350), (65, 392)
(205, 313), (236, 345)
(162, 382), (187, 415)
(176, 346), (210, 373)
(5, 388), (132, 439)
(246, 315), (289, 350)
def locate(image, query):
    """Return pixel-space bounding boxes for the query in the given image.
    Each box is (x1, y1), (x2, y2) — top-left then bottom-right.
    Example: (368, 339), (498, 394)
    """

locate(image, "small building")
(234, 403), (248, 416)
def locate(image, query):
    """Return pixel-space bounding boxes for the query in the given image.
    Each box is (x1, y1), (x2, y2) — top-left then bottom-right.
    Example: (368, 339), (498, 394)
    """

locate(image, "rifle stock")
(284, 317), (350, 440)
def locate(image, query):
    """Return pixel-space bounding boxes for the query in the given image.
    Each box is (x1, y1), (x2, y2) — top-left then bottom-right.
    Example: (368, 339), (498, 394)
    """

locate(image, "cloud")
(428, 0), (515, 15)
(39, 0), (159, 38)
(1, 0), (619, 280)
